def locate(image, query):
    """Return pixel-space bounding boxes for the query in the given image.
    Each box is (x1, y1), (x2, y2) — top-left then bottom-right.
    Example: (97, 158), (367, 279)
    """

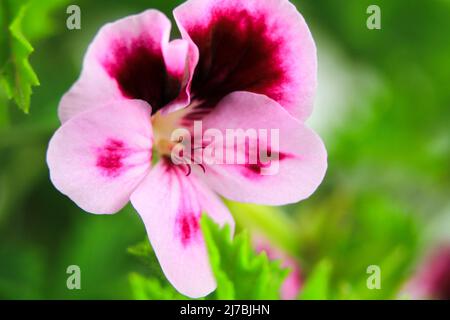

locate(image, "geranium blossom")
(404, 245), (450, 299)
(253, 235), (303, 300)
(47, 0), (327, 298)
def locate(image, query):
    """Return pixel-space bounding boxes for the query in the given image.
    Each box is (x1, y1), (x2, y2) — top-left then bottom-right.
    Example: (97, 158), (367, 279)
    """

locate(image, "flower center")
(151, 102), (209, 177)
(151, 107), (189, 157)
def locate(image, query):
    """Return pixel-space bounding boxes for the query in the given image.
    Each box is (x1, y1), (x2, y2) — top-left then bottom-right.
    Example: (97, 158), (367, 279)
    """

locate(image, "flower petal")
(59, 10), (190, 123)
(130, 159), (234, 298)
(47, 100), (152, 214)
(198, 91), (327, 205)
(174, 0), (317, 120)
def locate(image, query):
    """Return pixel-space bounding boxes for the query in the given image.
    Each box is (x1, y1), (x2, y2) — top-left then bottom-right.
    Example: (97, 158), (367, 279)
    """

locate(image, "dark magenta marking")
(96, 139), (129, 177)
(103, 38), (182, 114)
(243, 143), (291, 177)
(187, 8), (287, 109)
(176, 212), (200, 247)
(161, 159), (202, 247)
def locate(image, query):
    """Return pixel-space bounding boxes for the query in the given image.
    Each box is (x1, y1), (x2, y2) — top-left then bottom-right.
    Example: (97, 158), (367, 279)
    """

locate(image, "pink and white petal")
(47, 100), (153, 214)
(173, 0), (317, 120)
(59, 10), (190, 123)
(199, 91), (327, 205)
(130, 160), (234, 298)
(160, 39), (192, 115)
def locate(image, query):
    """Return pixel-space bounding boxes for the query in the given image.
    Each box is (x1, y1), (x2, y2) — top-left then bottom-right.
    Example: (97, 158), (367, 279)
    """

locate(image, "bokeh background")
(0, 0), (449, 299)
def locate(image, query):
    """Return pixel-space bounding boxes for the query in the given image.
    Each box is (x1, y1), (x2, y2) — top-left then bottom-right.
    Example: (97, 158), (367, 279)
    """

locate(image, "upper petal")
(47, 100), (153, 214)
(173, 0), (317, 120)
(130, 159), (234, 298)
(197, 91), (327, 205)
(59, 10), (191, 123)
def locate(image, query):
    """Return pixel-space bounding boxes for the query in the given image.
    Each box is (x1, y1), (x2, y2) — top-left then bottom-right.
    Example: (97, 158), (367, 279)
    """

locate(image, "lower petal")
(130, 159), (234, 298)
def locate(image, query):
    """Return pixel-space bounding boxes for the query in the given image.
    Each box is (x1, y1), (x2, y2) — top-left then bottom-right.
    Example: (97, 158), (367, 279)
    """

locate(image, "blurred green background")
(0, 0), (449, 299)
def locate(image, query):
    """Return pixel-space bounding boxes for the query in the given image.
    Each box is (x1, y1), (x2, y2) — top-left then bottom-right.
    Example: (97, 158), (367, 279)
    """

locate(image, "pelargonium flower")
(47, 0), (327, 298)
(404, 245), (450, 300)
(253, 235), (303, 300)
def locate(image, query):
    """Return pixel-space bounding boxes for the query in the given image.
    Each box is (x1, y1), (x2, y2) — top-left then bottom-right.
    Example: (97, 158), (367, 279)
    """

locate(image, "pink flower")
(253, 236), (303, 299)
(404, 245), (450, 300)
(47, 0), (326, 298)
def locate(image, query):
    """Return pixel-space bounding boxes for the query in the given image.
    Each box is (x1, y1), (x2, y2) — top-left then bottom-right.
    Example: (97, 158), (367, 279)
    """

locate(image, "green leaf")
(129, 273), (188, 300)
(201, 215), (289, 300)
(127, 241), (197, 300)
(298, 260), (332, 300)
(0, 0), (40, 113)
(127, 216), (289, 299)
(127, 239), (168, 284)
(22, 0), (73, 41)
(127, 240), (153, 260)
(295, 192), (421, 299)
(225, 201), (300, 255)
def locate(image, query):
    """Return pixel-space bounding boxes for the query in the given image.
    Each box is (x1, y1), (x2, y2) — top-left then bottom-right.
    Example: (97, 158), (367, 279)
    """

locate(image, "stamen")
(174, 136), (184, 143)
(198, 164), (206, 173)
(185, 164), (192, 176)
